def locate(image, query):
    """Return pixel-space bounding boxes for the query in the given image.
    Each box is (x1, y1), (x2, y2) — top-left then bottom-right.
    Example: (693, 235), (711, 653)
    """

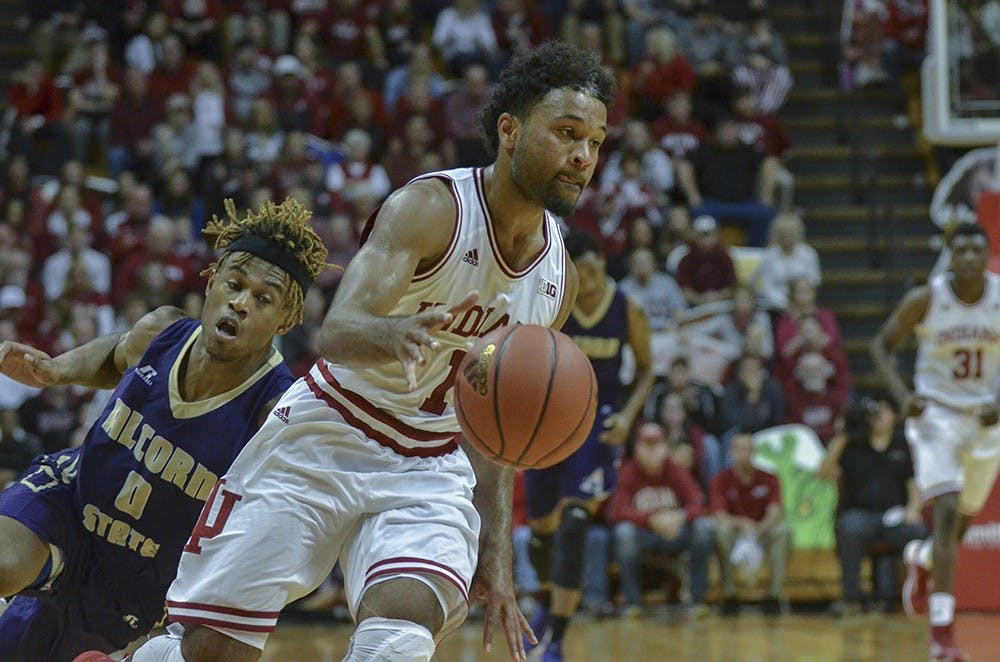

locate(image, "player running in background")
(126, 42), (615, 662)
(524, 230), (654, 661)
(0, 197), (329, 661)
(871, 223), (1000, 662)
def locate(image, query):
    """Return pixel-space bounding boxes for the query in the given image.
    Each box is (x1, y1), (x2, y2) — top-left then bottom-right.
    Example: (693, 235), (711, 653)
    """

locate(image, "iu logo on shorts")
(183, 479), (242, 554)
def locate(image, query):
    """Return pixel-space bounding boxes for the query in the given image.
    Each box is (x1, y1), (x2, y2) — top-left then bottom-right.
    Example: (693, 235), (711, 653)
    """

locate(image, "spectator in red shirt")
(607, 422), (715, 616)
(631, 27), (696, 120)
(109, 67), (159, 179)
(7, 59), (71, 176)
(783, 350), (851, 444)
(67, 30), (121, 167)
(880, 0), (928, 86)
(148, 32), (200, 113)
(651, 91), (707, 161)
(775, 278), (845, 360)
(711, 433), (790, 615)
(676, 215), (737, 306)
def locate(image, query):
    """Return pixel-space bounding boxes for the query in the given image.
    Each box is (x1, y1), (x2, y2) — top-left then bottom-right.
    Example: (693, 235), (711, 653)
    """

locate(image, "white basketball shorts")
(905, 400), (1000, 515)
(164, 377), (481, 650)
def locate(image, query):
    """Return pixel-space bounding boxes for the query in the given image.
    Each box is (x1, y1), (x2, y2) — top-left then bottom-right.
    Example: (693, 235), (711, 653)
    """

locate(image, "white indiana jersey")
(309, 167), (568, 455)
(914, 271), (1000, 408)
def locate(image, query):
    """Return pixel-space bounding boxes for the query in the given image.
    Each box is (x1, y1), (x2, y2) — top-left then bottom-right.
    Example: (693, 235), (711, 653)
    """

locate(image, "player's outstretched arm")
(318, 179), (477, 390)
(0, 305), (184, 390)
(870, 285), (930, 416)
(461, 438), (535, 661)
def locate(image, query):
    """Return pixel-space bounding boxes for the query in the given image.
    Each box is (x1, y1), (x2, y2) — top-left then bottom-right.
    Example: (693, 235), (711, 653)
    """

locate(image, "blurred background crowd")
(0, 0), (940, 618)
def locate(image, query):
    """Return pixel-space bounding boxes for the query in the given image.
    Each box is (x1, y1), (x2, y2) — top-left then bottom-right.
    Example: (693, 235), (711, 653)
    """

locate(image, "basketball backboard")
(922, 0), (1000, 145)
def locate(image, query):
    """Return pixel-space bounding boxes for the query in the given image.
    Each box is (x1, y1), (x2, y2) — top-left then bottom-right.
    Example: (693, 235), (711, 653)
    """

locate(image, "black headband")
(224, 233), (312, 293)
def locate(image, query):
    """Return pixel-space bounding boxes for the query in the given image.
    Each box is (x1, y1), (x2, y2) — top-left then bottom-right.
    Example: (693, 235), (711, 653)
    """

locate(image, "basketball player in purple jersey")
(872, 224), (1000, 662)
(126, 42), (615, 662)
(0, 198), (330, 661)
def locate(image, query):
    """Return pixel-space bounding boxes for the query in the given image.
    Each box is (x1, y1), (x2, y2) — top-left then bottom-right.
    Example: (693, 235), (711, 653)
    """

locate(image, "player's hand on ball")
(978, 404), (999, 427)
(0, 341), (62, 388)
(598, 412), (630, 445)
(394, 291), (478, 391)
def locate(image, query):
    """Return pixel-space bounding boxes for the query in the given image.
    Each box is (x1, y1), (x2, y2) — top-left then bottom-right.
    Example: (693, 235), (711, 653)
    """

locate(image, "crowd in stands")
(0, 0), (933, 620)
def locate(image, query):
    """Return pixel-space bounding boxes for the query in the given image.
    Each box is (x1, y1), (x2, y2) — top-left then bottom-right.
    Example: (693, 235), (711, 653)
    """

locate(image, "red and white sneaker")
(929, 640), (970, 662)
(903, 539), (932, 619)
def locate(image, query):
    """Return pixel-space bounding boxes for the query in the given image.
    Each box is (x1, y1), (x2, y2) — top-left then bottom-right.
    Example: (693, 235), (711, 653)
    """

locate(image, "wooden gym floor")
(262, 612), (1000, 661)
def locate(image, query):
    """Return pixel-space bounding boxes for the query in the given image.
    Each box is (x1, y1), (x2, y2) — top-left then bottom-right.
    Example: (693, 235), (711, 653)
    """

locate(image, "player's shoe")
(903, 539), (931, 619)
(541, 639), (564, 662)
(929, 640), (970, 662)
(524, 604), (550, 656)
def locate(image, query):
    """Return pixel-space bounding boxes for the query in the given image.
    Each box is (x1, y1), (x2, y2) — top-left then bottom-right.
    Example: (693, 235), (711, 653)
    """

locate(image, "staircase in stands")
(773, 2), (938, 395)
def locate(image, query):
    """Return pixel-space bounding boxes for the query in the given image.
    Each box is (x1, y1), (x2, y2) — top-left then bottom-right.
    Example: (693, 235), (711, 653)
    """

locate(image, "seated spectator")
(153, 94), (201, 175)
(491, 0), (552, 59)
(821, 399), (927, 614)
(720, 354), (785, 442)
(651, 91), (707, 162)
(676, 2), (734, 108)
(730, 11), (793, 114)
(783, 350), (850, 444)
(7, 59), (72, 176)
(104, 184), (168, 268)
(677, 114), (779, 247)
(842, 0), (890, 88)
(40, 224), (111, 302)
(880, 0), (928, 89)
(775, 278), (844, 360)
(270, 131), (320, 199)
(0, 408), (43, 489)
(607, 422), (715, 617)
(599, 120), (675, 207)
(226, 38), (274, 124)
(67, 30), (121, 167)
(559, 1), (626, 67)
(444, 63), (493, 166)
(431, 0), (499, 76)
(190, 61), (227, 170)
(676, 215), (737, 306)
(108, 68), (158, 179)
(695, 284), (774, 359)
(383, 43), (447, 115)
(384, 115), (438, 190)
(374, 0), (421, 72)
(268, 55), (322, 134)
(148, 32), (200, 112)
(112, 217), (201, 306)
(600, 155), (664, 227)
(752, 212), (822, 312)
(645, 355), (720, 435)
(243, 97), (285, 171)
(630, 27), (696, 120)
(156, 167), (208, 239)
(619, 247), (687, 332)
(44, 185), (98, 253)
(711, 433), (790, 616)
(326, 129), (392, 207)
(731, 87), (791, 159)
(17, 386), (80, 454)
(657, 392), (721, 490)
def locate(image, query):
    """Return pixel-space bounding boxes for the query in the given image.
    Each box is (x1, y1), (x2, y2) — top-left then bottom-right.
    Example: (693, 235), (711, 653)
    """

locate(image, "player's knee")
(552, 505), (589, 589)
(528, 530), (555, 585)
(179, 624), (261, 662)
(344, 617), (435, 662)
(356, 578), (446, 635)
(131, 626), (189, 662)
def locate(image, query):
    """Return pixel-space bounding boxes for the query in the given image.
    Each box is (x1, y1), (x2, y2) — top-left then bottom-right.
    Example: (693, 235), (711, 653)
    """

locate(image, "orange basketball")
(454, 324), (598, 469)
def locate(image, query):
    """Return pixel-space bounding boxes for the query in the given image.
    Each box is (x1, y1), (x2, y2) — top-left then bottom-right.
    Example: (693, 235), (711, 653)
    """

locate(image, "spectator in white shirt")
(619, 247), (687, 331)
(751, 211), (821, 312)
(41, 224), (111, 301)
(432, 0), (499, 76)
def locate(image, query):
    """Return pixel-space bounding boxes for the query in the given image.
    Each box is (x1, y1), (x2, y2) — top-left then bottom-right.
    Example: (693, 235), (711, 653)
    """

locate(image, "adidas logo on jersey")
(134, 365), (158, 386)
(462, 249), (480, 266)
(272, 406), (291, 423)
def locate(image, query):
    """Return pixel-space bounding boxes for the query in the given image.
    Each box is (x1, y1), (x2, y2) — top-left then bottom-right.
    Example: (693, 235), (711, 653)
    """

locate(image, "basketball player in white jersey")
(871, 223), (1000, 662)
(125, 42), (616, 662)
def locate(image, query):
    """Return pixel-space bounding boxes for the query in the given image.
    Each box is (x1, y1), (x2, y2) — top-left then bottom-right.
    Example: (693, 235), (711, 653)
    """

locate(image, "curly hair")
(477, 41), (617, 159)
(201, 197), (337, 326)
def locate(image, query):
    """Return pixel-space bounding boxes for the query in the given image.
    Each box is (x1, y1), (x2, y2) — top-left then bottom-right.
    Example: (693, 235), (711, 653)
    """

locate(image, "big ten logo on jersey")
(80, 398), (223, 558)
(416, 300), (511, 339)
(538, 277), (558, 300)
